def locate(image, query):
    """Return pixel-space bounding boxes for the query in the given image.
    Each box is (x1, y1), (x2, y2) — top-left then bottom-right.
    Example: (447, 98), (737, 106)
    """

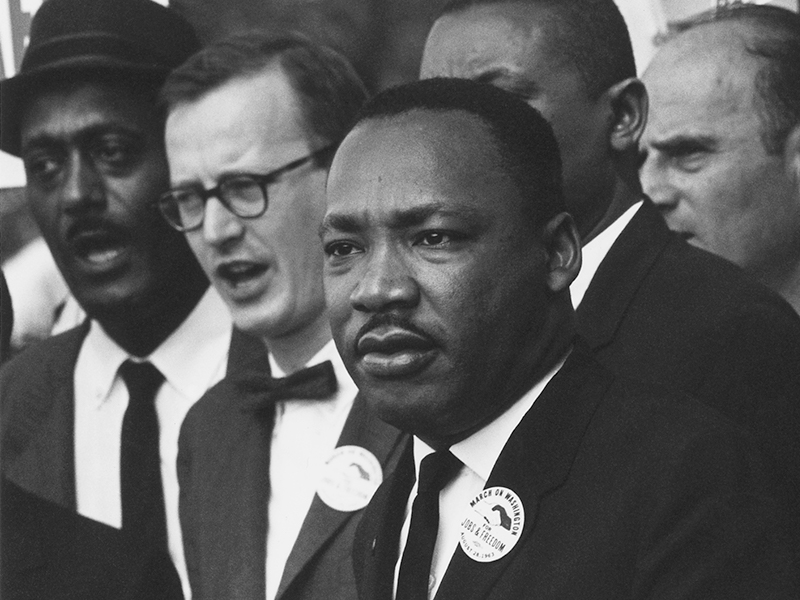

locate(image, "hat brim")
(0, 57), (169, 156)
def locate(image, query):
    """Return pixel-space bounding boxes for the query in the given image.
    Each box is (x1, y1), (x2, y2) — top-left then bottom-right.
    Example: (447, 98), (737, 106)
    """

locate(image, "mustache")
(66, 215), (125, 242)
(354, 313), (434, 347)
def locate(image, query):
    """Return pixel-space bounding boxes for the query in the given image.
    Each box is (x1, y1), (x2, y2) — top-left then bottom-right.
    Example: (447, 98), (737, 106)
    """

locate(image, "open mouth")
(68, 223), (129, 268)
(216, 261), (269, 287)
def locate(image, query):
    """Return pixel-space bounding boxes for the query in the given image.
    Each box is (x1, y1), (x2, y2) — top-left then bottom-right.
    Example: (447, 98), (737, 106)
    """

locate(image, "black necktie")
(119, 360), (167, 549)
(234, 360), (338, 413)
(396, 451), (462, 600)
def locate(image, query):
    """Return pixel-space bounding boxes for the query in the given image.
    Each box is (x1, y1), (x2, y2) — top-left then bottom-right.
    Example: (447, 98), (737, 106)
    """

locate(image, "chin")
(364, 385), (446, 430)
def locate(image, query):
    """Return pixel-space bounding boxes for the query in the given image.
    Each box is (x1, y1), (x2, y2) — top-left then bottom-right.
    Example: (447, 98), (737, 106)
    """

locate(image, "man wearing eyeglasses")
(160, 32), (404, 600)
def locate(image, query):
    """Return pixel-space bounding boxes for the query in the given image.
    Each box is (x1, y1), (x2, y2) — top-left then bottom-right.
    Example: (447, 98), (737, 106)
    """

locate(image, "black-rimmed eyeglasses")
(157, 144), (336, 232)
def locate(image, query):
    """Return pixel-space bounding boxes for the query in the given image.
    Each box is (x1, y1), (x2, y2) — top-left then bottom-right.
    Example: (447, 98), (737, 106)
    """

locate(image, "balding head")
(640, 6), (800, 305)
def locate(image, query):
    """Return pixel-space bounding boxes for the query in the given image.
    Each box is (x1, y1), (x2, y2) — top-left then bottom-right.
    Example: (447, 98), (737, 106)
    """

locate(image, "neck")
(263, 311), (333, 374)
(580, 160), (643, 245)
(427, 303), (576, 451)
(98, 281), (209, 358)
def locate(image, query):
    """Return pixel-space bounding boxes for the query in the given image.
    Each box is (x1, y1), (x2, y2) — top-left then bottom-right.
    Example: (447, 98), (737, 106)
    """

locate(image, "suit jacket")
(178, 329), (406, 600)
(1, 478), (183, 600)
(577, 201), (800, 524)
(354, 344), (797, 600)
(0, 323), (183, 599)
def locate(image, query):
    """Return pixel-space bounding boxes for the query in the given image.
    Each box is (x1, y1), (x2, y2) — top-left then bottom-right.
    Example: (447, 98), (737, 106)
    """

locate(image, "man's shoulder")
(1, 324), (87, 431)
(660, 232), (798, 320)
(1, 324), (87, 385)
(593, 207), (800, 367)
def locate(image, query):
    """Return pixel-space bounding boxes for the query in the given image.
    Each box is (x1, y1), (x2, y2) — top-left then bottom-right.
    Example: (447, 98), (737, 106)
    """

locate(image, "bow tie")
(234, 360), (338, 413)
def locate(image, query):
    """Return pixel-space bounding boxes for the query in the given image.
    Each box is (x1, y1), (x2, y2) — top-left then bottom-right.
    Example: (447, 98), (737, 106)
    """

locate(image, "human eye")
(22, 149), (64, 187)
(324, 239), (364, 258)
(169, 187), (202, 207)
(660, 140), (711, 172)
(413, 230), (460, 248)
(90, 134), (141, 170)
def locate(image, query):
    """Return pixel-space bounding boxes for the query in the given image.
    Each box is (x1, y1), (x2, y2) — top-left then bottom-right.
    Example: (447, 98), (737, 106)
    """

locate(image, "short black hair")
(161, 31), (368, 149)
(674, 5), (800, 155)
(353, 77), (564, 228)
(438, 0), (636, 99)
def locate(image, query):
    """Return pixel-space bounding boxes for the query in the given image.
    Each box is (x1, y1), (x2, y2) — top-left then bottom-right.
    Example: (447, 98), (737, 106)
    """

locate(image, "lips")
(214, 259), (270, 300)
(67, 220), (130, 269)
(217, 260), (268, 284)
(356, 325), (437, 378)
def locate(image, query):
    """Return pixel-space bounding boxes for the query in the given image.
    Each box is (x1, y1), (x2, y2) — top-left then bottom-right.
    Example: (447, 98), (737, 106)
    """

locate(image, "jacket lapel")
(214, 330), (273, 599)
(4, 323), (89, 509)
(434, 344), (613, 600)
(576, 200), (671, 350)
(276, 393), (406, 598)
(354, 440), (415, 600)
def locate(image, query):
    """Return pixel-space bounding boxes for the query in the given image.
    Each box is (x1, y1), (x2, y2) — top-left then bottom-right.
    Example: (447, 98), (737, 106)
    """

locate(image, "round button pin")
(317, 445), (383, 512)
(459, 486), (525, 562)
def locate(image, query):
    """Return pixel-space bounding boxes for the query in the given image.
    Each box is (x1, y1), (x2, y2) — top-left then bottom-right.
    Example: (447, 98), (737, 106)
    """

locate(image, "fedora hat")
(0, 0), (200, 156)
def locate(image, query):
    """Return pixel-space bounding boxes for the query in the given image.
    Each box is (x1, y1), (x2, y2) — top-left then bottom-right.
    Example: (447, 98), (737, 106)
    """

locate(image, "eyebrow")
(649, 133), (717, 152)
(21, 123), (144, 154)
(319, 203), (482, 236)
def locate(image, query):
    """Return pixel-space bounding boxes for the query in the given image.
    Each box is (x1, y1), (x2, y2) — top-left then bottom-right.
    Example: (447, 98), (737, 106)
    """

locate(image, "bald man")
(641, 4), (800, 313)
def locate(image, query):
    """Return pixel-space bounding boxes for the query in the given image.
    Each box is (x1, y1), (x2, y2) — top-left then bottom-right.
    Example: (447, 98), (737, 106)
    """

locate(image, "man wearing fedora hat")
(0, 0), (232, 597)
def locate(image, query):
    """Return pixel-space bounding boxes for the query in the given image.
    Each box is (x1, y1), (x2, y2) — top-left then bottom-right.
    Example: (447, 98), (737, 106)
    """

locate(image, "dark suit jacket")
(1, 478), (183, 600)
(577, 201), (800, 524)
(354, 345), (797, 600)
(178, 330), (406, 600)
(0, 324), (183, 599)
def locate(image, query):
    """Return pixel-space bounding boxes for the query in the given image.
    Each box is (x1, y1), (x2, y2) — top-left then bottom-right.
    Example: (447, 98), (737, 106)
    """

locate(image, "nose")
(640, 153), (678, 210)
(61, 153), (105, 213)
(201, 195), (245, 247)
(350, 245), (420, 313)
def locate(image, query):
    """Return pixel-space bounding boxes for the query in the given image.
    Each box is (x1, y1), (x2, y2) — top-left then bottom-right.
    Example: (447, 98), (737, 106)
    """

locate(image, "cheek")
(185, 233), (215, 275)
(27, 191), (59, 234)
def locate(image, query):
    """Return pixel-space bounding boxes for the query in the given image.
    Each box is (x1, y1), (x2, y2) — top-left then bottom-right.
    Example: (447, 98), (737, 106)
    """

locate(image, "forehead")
(165, 67), (311, 180)
(20, 81), (157, 148)
(422, 3), (577, 85)
(644, 25), (762, 138)
(169, 66), (306, 140)
(325, 110), (521, 224)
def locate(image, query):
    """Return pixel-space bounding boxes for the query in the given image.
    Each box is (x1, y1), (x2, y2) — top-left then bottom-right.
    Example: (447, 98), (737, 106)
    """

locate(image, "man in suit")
(419, 0), (800, 542)
(322, 76), (796, 600)
(0, 0), (233, 597)
(641, 4), (800, 313)
(160, 32), (404, 600)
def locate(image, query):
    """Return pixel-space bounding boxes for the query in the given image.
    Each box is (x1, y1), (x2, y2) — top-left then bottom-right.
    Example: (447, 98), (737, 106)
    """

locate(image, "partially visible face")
(420, 2), (613, 236)
(165, 68), (329, 339)
(20, 81), (201, 318)
(322, 110), (572, 446)
(641, 24), (800, 279)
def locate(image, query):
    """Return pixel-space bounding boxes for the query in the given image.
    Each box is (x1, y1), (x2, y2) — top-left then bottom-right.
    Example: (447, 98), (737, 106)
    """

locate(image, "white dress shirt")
(74, 287), (232, 599)
(265, 339), (359, 600)
(394, 354), (568, 599)
(570, 201), (643, 308)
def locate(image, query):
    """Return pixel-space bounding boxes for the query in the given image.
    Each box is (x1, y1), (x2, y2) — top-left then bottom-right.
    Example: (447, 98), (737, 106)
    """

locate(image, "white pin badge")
(317, 445), (383, 512)
(459, 486), (525, 562)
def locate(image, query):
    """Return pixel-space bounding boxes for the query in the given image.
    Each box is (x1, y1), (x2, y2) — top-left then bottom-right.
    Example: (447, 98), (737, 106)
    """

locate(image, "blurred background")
(0, 0), (797, 345)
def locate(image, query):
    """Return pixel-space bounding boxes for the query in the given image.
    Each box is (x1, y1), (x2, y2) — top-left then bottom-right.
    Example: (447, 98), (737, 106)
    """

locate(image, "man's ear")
(543, 212), (582, 294)
(604, 77), (648, 153)
(783, 124), (800, 190)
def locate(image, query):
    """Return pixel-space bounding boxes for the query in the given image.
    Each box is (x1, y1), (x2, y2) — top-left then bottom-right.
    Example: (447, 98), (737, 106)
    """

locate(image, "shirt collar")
(81, 287), (232, 407)
(146, 287), (232, 399)
(570, 201), (643, 308)
(413, 351), (569, 482)
(268, 338), (358, 400)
